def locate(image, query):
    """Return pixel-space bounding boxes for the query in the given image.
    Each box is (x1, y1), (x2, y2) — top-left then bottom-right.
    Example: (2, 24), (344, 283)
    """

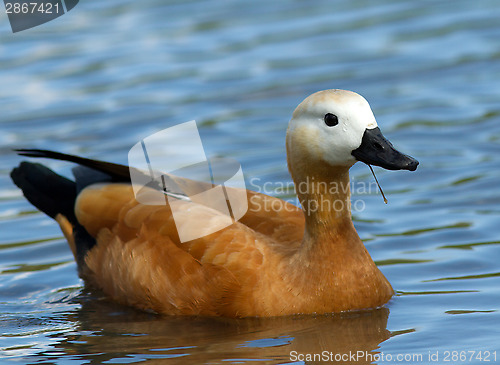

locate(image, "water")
(1, 0), (500, 363)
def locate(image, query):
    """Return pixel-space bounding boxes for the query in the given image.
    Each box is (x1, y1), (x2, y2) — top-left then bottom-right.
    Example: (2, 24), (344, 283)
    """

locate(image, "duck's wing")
(239, 190), (304, 247)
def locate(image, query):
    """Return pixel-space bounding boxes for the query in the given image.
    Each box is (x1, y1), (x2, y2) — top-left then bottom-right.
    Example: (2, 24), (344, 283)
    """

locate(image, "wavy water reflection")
(1, 0), (500, 363)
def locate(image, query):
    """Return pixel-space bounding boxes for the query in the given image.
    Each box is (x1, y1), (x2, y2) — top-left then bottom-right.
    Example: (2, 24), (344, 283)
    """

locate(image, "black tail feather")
(10, 162), (78, 224)
(10, 157), (102, 268)
(15, 149), (131, 183)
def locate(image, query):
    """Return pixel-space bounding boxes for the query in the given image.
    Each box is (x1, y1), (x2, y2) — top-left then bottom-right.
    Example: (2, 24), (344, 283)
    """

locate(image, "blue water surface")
(1, 0), (500, 364)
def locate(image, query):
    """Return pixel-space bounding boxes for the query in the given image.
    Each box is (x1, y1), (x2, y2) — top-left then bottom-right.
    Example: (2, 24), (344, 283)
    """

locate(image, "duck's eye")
(324, 113), (339, 127)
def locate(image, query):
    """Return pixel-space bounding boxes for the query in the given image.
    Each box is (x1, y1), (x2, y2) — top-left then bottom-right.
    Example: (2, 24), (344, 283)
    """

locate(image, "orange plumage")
(55, 171), (393, 317)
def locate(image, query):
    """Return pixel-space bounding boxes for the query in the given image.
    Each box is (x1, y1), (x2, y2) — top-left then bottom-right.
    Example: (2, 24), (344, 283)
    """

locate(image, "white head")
(287, 89), (377, 168)
(286, 89), (418, 177)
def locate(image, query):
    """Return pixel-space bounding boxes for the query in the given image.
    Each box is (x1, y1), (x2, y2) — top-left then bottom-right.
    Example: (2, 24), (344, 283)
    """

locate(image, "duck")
(10, 89), (418, 317)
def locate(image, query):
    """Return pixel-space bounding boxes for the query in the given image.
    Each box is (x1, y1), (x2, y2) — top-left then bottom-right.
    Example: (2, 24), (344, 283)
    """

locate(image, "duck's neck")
(292, 161), (371, 267)
(295, 165), (352, 237)
(285, 159), (394, 311)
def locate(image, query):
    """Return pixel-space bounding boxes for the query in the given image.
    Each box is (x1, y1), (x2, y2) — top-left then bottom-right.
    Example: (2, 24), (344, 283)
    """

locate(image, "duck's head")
(286, 89), (418, 178)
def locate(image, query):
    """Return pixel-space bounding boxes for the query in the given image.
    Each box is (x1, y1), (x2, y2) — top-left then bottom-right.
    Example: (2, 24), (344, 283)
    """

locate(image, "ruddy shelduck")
(11, 89), (418, 317)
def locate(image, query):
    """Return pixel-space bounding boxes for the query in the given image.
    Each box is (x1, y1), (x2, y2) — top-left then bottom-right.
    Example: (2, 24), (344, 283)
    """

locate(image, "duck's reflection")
(52, 291), (391, 364)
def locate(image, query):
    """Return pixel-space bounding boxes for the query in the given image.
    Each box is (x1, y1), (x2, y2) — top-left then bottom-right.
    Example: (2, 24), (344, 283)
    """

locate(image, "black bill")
(351, 127), (419, 171)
